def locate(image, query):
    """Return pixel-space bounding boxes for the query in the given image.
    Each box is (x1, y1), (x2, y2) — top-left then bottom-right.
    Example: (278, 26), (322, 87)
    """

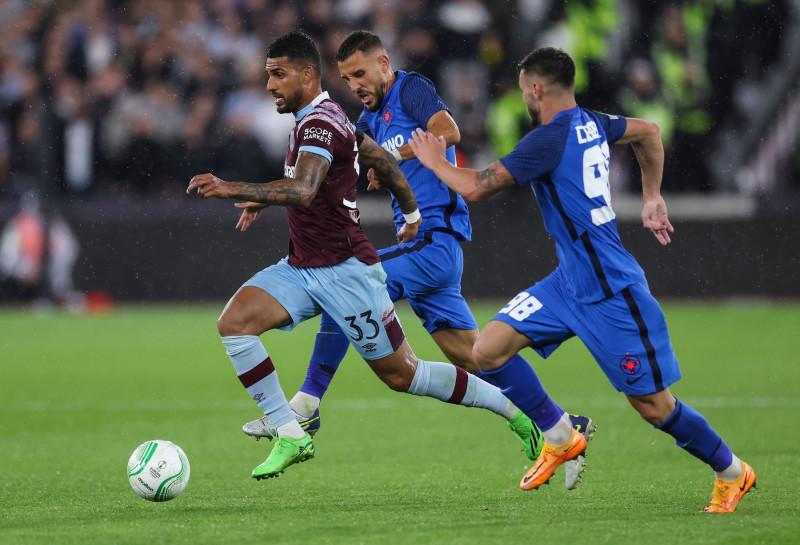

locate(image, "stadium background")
(0, 0), (798, 304)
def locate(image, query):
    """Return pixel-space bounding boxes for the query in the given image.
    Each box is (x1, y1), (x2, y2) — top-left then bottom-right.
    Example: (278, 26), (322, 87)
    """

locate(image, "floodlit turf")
(1, 300), (798, 544)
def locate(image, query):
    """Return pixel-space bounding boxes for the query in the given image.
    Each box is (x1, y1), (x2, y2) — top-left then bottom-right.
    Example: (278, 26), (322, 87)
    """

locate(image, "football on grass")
(127, 440), (190, 502)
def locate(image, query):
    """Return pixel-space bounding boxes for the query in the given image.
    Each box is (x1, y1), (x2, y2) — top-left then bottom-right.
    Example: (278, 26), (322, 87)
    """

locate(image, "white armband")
(391, 148), (403, 163)
(403, 209), (421, 224)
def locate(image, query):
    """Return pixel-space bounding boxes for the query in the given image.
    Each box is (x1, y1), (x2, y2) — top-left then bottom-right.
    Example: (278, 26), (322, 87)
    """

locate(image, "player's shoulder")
(398, 71), (438, 95)
(520, 116), (571, 150)
(299, 99), (351, 138)
(581, 107), (628, 142)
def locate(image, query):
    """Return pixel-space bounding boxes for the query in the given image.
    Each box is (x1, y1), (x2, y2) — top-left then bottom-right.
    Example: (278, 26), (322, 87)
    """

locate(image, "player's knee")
(441, 348), (479, 374)
(472, 340), (503, 372)
(381, 372), (412, 392)
(217, 310), (245, 337)
(630, 399), (669, 426)
(628, 391), (676, 426)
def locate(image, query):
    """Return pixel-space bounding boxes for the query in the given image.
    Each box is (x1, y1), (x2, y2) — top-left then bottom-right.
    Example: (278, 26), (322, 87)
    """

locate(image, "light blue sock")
(221, 335), (293, 428)
(408, 359), (508, 415)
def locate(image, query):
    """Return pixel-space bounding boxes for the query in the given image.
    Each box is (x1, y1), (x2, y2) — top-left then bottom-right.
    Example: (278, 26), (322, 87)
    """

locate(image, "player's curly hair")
(335, 30), (384, 62)
(518, 47), (575, 88)
(267, 30), (322, 76)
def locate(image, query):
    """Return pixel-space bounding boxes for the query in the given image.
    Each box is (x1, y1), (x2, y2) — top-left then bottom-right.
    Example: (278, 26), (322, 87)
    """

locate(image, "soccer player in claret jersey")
(408, 47), (755, 513)
(187, 30), (541, 480)
(236, 30), (595, 476)
(241, 29), (576, 470)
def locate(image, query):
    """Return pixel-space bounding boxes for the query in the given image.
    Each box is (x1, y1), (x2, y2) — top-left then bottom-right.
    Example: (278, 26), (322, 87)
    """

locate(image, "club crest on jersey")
(349, 209), (360, 223)
(619, 353), (641, 375)
(381, 105), (392, 125)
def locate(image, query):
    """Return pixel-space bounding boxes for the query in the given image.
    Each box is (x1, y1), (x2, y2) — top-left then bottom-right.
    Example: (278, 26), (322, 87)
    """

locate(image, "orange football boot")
(701, 462), (756, 513)
(520, 428), (587, 491)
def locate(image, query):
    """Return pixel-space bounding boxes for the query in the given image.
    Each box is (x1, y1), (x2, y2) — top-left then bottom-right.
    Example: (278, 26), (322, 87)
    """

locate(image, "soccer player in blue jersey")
(187, 30), (541, 480)
(241, 29), (570, 469)
(408, 47), (755, 513)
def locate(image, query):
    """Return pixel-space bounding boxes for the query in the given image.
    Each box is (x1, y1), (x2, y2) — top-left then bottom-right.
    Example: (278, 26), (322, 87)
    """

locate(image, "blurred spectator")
(0, 192), (82, 306)
(486, 77), (532, 159)
(651, 3), (713, 191)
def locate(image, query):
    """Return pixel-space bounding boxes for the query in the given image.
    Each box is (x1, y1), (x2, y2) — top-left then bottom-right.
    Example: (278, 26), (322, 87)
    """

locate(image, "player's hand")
(234, 201), (268, 232)
(187, 173), (231, 199)
(397, 217), (421, 243)
(408, 128), (447, 169)
(366, 168), (385, 191)
(642, 196), (674, 246)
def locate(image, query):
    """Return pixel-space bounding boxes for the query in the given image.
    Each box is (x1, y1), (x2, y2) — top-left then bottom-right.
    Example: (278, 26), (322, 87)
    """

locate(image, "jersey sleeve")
(499, 125), (567, 186)
(588, 110), (628, 145)
(296, 116), (339, 164)
(399, 73), (449, 127)
(355, 113), (372, 139)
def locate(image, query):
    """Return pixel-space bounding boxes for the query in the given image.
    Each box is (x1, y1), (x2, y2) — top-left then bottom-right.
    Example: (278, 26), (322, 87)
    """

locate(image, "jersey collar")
(295, 91), (330, 122)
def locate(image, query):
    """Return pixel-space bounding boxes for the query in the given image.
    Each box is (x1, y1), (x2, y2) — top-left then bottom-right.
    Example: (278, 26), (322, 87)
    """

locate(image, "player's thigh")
(381, 235), (477, 333)
(486, 281), (575, 365)
(218, 285), (292, 336)
(574, 283), (681, 395)
(310, 258), (405, 361)
(430, 327), (479, 371)
(239, 258), (322, 331)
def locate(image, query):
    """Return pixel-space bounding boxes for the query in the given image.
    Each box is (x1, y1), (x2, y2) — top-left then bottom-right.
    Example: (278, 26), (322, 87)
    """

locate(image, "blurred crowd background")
(1, 0), (798, 202)
(0, 0), (799, 305)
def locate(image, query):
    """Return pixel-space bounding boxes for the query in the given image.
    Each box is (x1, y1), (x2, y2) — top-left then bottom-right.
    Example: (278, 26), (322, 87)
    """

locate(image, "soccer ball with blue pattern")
(127, 440), (190, 502)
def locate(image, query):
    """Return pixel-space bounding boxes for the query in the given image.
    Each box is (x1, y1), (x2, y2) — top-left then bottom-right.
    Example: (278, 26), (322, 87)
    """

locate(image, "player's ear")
(378, 53), (391, 73)
(533, 81), (545, 100)
(302, 65), (315, 83)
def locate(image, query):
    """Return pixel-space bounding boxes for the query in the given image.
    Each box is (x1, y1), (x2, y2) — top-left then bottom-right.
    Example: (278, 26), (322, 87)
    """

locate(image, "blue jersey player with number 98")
(409, 47), (754, 513)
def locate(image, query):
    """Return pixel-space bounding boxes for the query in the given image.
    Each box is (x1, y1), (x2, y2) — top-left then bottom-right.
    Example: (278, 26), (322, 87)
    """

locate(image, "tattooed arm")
(407, 128), (515, 202)
(187, 151), (329, 208)
(355, 129), (419, 216)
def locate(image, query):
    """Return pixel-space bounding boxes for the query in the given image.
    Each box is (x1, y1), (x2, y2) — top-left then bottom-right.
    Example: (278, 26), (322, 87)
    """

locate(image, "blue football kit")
(356, 71), (476, 333)
(495, 106), (681, 395)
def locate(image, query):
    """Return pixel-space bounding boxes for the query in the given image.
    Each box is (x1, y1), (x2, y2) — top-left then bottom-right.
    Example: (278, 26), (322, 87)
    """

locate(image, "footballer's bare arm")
(615, 117), (673, 245)
(408, 128), (515, 202)
(356, 129), (419, 215)
(391, 110), (460, 162)
(187, 152), (329, 208)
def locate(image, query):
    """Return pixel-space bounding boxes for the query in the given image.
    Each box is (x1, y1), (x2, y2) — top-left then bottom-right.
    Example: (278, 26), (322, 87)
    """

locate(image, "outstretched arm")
(408, 128), (515, 202)
(187, 151), (329, 208)
(616, 118), (674, 246)
(393, 110), (460, 162)
(356, 129), (421, 242)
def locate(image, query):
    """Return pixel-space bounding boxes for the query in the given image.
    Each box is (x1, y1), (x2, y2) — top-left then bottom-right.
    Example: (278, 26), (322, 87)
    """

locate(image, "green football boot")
(252, 433), (315, 480)
(507, 410), (543, 461)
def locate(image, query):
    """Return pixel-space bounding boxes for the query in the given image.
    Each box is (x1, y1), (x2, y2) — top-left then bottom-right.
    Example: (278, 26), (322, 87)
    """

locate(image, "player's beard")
(364, 81), (389, 112)
(527, 105), (541, 127)
(275, 88), (304, 114)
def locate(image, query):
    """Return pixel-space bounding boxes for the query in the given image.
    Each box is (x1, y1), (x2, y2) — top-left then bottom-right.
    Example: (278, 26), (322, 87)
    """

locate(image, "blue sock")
(656, 398), (733, 472)
(298, 313), (350, 400)
(479, 354), (564, 431)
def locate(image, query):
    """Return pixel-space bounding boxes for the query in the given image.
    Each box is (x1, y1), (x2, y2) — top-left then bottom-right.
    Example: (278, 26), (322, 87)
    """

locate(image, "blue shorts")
(242, 257), (404, 360)
(492, 268), (682, 395)
(379, 231), (478, 333)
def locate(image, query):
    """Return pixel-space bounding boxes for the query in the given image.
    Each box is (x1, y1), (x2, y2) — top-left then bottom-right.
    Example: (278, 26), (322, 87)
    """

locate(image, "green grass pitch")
(1, 300), (798, 544)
